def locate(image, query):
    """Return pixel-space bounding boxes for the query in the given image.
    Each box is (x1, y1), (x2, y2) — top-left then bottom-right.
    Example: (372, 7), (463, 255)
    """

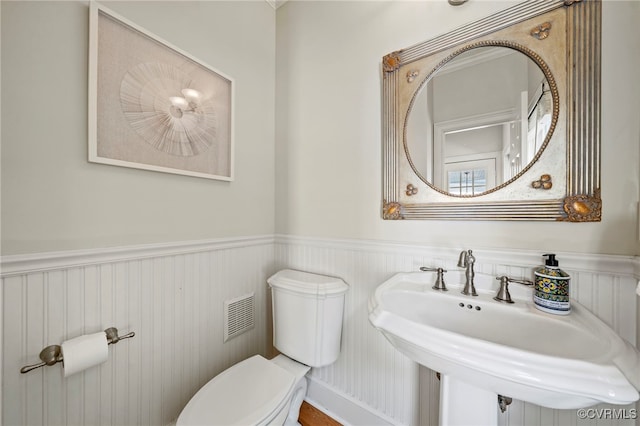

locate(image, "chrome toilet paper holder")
(20, 327), (135, 374)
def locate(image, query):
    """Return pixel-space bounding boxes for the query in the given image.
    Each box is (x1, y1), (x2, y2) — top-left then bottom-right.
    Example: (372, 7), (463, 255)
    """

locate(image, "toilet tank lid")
(268, 269), (348, 296)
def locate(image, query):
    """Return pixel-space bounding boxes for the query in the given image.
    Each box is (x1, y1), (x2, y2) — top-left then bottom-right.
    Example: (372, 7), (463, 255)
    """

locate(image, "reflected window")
(447, 168), (487, 195)
(444, 158), (494, 195)
(527, 82), (553, 156)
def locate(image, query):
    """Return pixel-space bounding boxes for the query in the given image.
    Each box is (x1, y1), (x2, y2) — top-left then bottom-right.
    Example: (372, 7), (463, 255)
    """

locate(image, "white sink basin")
(369, 271), (640, 409)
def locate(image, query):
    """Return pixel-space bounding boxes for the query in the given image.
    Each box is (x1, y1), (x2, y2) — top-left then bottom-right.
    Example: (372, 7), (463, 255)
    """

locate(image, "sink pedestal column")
(439, 375), (498, 426)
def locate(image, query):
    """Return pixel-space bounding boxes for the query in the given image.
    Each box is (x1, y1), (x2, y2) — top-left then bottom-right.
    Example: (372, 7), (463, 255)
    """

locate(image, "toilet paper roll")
(61, 332), (108, 377)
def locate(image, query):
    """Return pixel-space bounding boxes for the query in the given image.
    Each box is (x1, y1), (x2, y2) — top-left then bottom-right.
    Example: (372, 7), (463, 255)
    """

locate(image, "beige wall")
(1, 1), (276, 255)
(275, 0), (640, 256)
(2, 0), (639, 256)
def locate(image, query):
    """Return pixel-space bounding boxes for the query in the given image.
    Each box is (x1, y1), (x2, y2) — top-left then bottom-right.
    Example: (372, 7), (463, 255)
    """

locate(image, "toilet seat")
(177, 355), (296, 426)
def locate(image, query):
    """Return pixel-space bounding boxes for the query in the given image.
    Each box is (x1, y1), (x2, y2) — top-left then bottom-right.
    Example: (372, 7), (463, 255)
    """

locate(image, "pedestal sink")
(368, 271), (640, 425)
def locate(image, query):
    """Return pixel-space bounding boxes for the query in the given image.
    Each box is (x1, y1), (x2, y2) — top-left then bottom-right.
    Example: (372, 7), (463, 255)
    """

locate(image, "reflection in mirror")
(405, 46), (554, 196)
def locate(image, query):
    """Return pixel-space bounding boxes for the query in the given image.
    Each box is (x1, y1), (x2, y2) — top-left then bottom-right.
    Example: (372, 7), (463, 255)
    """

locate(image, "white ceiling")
(264, 0), (287, 9)
(264, 0), (289, 10)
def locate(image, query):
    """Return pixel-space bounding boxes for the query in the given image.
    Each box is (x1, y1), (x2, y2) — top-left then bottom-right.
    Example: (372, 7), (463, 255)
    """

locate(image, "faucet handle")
(420, 267), (448, 273)
(494, 276), (534, 303)
(420, 267), (448, 291)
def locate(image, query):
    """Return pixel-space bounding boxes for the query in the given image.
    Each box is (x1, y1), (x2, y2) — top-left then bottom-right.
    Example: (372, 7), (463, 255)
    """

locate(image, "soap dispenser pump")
(533, 254), (571, 315)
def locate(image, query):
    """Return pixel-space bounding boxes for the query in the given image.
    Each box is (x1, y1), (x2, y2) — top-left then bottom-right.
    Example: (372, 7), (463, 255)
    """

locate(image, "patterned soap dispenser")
(533, 254), (571, 315)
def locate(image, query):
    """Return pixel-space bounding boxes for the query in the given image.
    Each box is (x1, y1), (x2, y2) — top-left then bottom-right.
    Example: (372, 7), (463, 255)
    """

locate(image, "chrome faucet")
(494, 276), (533, 303)
(458, 249), (477, 296)
(420, 267), (448, 291)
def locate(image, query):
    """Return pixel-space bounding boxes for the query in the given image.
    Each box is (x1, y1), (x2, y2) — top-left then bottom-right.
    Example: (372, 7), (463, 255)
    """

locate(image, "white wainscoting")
(2, 235), (639, 426)
(1, 236), (275, 426)
(273, 235), (639, 426)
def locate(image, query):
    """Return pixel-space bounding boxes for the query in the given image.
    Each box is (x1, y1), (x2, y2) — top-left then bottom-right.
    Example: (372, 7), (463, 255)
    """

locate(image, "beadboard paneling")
(274, 235), (639, 426)
(2, 235), (639, 426)
(2, 237), (275, 426)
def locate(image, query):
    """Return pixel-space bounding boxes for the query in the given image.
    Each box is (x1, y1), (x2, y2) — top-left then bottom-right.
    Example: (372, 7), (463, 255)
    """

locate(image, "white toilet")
(177, 269), (348, 426)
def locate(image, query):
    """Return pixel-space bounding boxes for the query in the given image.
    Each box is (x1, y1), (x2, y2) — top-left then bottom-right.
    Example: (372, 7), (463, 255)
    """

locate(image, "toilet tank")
(268, 269), (348, 368)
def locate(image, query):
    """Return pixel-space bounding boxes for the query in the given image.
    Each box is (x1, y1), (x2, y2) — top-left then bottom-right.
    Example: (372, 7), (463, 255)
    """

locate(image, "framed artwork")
(88, 2), (234, 181)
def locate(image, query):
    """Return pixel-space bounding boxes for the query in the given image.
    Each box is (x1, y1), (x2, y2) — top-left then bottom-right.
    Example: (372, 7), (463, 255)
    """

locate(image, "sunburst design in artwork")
(120, 62), (217, 157)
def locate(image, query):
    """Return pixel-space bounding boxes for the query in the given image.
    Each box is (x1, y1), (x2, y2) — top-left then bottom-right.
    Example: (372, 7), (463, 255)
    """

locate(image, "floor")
(299, 401), (342, 426)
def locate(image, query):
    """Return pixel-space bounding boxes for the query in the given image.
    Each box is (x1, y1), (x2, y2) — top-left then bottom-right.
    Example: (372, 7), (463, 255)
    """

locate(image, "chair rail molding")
(274, 234), (640, 279)
(0, 235), (275, 277)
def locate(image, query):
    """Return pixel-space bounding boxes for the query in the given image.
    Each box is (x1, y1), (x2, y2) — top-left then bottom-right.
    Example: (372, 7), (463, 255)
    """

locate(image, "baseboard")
(305, 377), (400, 426)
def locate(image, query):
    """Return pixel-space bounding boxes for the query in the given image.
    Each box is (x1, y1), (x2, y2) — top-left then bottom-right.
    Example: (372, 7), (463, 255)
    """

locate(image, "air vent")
(224, 293), (255, 342)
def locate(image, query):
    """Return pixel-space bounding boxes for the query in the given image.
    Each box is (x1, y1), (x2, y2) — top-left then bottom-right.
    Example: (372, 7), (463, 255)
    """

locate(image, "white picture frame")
(88, 2), (234, 181)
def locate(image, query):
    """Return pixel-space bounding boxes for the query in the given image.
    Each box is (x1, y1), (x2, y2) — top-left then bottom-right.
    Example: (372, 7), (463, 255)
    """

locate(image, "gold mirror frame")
(382, 0), (601, 221)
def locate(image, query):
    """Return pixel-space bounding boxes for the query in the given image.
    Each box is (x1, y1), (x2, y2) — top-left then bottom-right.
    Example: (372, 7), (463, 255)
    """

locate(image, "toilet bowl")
(176, 269), (348, 426)
(177, 354), (309, 426)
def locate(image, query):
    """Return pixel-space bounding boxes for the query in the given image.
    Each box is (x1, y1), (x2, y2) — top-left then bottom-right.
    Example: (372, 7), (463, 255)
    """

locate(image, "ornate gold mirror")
(382, 0), (601, 221)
